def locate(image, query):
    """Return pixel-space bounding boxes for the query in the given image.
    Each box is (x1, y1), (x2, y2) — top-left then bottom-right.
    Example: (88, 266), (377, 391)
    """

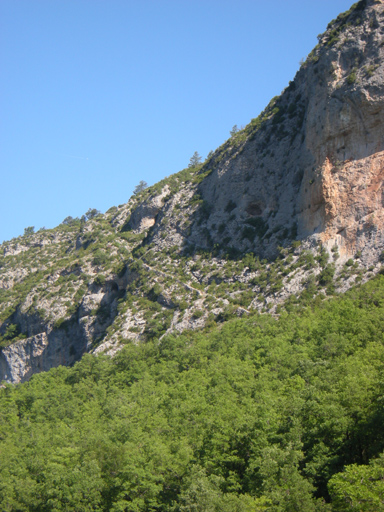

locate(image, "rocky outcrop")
(127, 186), (169, 232)
(117, 2), (384, 267)
(0, 333), (50, 383)
(0, 325), (89, 384)
(177, 0), (383, 264)
(299, 1), (384, 261)
(0, 275), (124, 383)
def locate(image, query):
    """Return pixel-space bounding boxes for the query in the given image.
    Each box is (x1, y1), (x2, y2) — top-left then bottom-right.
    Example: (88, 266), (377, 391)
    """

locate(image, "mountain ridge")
(1, 0), (384, 383)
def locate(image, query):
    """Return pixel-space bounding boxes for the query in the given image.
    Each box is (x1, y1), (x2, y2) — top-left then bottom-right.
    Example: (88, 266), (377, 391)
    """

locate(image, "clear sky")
(1, 0), (354, 244)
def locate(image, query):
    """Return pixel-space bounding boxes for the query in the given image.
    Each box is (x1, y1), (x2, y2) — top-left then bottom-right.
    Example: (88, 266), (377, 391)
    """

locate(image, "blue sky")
(1, 0), (353, 243)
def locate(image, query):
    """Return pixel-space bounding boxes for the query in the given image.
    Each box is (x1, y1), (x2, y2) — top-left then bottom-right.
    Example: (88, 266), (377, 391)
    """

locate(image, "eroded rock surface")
(0, 333), (50, 383)
(181, 0), (384, 264)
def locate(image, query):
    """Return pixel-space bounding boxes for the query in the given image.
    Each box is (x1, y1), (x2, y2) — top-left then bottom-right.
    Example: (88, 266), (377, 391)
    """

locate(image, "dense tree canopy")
(1, 276), (384, 510)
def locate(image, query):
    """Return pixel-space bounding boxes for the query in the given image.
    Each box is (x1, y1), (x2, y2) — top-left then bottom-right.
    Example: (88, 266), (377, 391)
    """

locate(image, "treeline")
(1, 276), (384, 511)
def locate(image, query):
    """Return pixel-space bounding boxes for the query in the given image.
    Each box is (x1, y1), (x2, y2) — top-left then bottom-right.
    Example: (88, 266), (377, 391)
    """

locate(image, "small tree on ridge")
(188, 151), (202, 168)
(133, 180), (148, 195)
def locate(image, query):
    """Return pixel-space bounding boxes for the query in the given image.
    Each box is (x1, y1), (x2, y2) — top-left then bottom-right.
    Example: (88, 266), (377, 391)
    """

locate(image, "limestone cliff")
(182, 0), (384, 264)
(1, 0), (384, 384)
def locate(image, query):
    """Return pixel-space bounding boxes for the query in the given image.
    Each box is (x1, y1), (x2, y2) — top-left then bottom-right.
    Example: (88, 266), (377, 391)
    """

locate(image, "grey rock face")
(121, 2), (384, 264)
(0, 278), (122, 383)
(182, 0), (384, 262)
(127, 186), (169, 232)
(0, 323), (92, 384)
(0, 333), (49, 383)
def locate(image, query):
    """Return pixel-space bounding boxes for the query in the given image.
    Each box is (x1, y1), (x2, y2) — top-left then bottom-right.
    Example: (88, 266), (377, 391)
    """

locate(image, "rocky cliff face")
(1, 0), (384, 384)
(301, 1), (384, 261)
(184, 0), (384, 265)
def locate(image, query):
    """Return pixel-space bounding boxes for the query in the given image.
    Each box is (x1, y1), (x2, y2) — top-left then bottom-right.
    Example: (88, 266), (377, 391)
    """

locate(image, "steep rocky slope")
(1, 0), (384, 383)
(189, 0), (384, 262)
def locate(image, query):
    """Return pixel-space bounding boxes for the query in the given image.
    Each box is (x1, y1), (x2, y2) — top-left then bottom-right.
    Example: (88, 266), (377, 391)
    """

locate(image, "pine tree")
(188, 151), (202, 168)
(133, 180), (148, 195)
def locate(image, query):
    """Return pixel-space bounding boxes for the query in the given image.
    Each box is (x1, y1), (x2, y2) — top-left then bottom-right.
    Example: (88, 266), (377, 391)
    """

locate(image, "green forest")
(1, 275), (384, 511)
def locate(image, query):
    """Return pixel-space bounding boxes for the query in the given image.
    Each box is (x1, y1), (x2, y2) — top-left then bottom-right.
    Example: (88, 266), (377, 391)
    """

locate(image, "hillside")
(2, 1), (384, 510)
(1, 274), (384, 510)
(0, 0), (383, 386)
